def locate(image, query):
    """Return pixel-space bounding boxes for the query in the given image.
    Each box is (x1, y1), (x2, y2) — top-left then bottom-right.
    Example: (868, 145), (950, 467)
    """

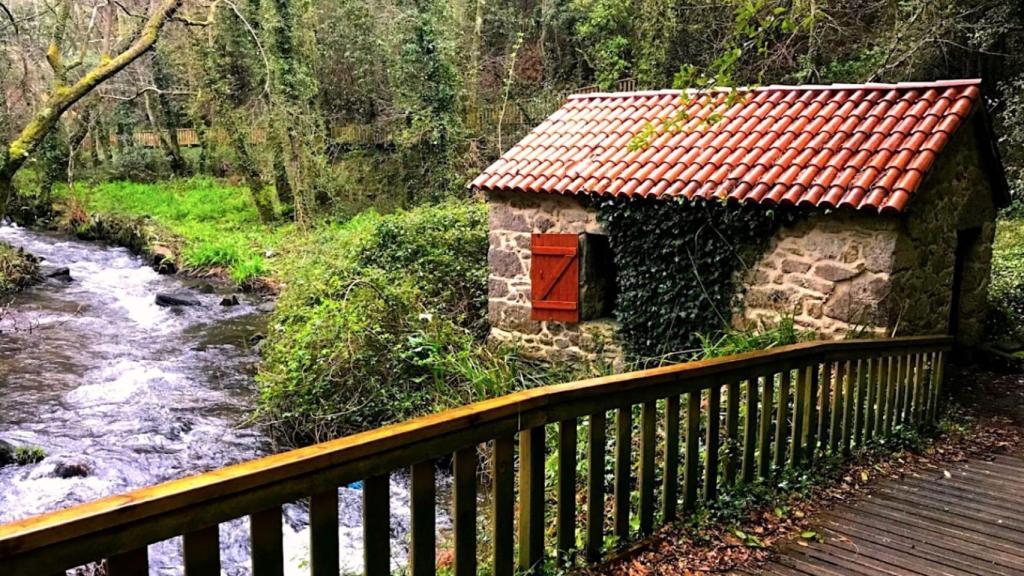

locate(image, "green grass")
(65, 178), (287, 284)
(13, 445), (45, 465)
(990, 217), (1024, 344)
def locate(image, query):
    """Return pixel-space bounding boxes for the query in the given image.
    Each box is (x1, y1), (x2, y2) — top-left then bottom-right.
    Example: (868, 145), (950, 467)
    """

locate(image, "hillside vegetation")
(255, 201), (578, 444)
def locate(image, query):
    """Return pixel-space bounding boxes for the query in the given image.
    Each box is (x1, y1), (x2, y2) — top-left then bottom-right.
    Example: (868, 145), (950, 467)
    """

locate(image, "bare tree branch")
(101, 86), (195, 101)
(0, 1), (16, 33)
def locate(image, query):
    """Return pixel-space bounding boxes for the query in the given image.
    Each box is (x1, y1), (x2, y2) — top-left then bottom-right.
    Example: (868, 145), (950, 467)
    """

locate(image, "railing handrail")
(0, 334), (951, 565)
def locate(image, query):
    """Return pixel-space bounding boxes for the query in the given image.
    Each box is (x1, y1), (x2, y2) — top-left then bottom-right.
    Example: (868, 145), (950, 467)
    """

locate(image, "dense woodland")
(2, 0), (1024, 444)
(2, 0), (1023, 216)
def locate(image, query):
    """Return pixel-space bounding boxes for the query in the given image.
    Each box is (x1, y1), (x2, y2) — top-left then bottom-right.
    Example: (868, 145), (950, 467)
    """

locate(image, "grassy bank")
(989, 217), (1024, 347)
(63, 178), (285, 285)
(254, 200), (582, 445)
(0, 243), (39, 294)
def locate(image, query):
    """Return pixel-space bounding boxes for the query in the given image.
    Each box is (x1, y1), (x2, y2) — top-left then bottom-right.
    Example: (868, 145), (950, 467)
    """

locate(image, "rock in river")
(155, 292), (201, 307)
(151, 244), (177, 274)
(220, 294), (240, 307)
(0, 439), (14, 466)
(43, 266), (73, 282)
(52, 457), (92, 478)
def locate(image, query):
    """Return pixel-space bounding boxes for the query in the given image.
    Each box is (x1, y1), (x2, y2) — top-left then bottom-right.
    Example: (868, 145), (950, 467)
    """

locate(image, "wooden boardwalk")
(757, 453), (1024, 576)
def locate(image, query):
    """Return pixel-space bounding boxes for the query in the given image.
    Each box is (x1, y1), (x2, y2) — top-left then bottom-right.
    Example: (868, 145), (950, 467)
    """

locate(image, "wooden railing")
(0, 335), (950, 576)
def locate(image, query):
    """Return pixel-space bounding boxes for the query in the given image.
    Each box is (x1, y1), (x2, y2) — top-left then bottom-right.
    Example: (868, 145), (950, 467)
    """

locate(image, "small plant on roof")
(628, 0), (813, 150)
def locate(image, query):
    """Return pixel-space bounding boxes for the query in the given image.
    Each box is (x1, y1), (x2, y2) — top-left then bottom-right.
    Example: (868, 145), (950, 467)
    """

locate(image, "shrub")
(696, 316), (814, 360)
(255, 201), (536, 445)
(14, 445), (45, 465)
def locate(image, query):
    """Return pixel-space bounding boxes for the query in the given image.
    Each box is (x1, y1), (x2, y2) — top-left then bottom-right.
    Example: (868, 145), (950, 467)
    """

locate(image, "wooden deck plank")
(817, 515), (1013, 576)
(817, 526), (977, 576)
(760, 454), (1024, 575)
(898, 473), (1024, 510)
(871, 486), (1024, 533)
(835, 506), (1024, 572)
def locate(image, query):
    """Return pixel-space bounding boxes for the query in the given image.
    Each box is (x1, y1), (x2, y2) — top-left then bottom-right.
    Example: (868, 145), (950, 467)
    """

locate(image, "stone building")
(471, 80), (1009, 361)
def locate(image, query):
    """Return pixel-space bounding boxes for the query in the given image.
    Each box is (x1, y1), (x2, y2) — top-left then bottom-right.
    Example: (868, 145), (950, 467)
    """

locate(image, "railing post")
(757, 373), (774, 478)
(684, 391), (701, 511)
(662, 395), (680, 520)
(639, 402), (657, 535)
(309, 490), (339, 576)
(829, 361), (845, 455)
(363, 474), (391, 576)
(900, 354), (913, 427)
(250, 507), (283, 576)
(518, 428), (544, 573)
(557, 419), (578, 563)
(854, 358), (868, 447)
(613, 407), (632, 540)
(774, 370), (791, 470)
(842, 360), (855, 457)
(884, 355), (896, 435)
(818, 362), (833, 453)
(742, 374), (759, 483)
(917, 352), (933, 424)
(933, 351), (946, 421)
(703, 385), (721, 501)
(454, 446), (478, 576)
(492, 438), (514, 576)
(806, 363), (820, 463)
(411, 461), (437, 576)
(724, 381), (740, 485)
(791, 366), (807, 467)
(106, 547), (149, 576)
(183, 525), (219, 576)
(864, 354), (880, 438)
(586, 412), (606, 563)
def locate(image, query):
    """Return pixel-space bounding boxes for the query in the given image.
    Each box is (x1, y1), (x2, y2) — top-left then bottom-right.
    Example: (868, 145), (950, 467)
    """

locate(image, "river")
(0, 225), (440, 575)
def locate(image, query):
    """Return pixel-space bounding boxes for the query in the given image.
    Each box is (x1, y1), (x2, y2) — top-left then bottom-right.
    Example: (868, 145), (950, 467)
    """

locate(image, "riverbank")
(60, 178), (286, 290)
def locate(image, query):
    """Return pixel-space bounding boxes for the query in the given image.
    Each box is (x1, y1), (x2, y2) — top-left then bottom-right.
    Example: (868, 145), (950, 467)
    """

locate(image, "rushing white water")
(0, 225), (447, 575)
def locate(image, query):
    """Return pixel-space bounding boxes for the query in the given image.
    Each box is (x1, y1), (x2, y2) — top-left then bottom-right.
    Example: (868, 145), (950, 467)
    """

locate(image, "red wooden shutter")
(530, 233), (579, 322)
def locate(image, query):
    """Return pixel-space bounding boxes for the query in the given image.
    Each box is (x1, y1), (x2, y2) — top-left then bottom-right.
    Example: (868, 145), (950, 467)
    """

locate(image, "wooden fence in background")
(0, 335), (950, 576)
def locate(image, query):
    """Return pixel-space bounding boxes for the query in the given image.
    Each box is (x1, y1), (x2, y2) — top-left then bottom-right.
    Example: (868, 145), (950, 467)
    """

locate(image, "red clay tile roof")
(471, 79), (985, 214)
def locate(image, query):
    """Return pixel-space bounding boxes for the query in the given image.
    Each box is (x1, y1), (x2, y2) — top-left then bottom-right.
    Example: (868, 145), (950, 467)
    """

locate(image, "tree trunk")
(143, 91), (186, 176)
(0, 176), (13, 222)
(273, 145), (294, 207)
(0, 152), (14, 219)
(0, 0), (182, 218)
(229, 129), (274, 223)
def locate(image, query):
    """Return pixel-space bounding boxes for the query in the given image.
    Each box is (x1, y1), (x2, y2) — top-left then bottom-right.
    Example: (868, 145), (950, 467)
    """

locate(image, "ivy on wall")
(597, 197), (786, 360)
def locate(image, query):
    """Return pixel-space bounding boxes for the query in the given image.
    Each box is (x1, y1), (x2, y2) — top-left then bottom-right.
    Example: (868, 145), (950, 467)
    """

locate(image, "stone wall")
(736, 214), (901, 337)
(890, 118), (997, 345)
(486, 189), (623, 363)
(738, 116), (998, 343)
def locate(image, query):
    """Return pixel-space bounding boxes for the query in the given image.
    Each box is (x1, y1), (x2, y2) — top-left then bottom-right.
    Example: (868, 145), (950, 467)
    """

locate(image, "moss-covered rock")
(0, 241), (40, 294)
